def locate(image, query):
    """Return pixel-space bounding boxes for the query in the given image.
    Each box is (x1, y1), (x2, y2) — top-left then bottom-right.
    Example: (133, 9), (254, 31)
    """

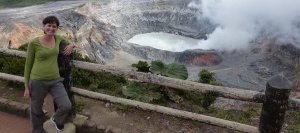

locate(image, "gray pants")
(29, 77), (71, 133)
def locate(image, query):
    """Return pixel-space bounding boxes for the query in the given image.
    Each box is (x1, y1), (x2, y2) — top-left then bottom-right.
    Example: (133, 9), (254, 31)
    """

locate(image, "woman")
(24, 16), (75, 133)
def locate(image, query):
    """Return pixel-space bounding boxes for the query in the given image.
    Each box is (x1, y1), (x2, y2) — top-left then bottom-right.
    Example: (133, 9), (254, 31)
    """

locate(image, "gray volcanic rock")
(0, 0), (299, 91)
(0, 0), (215, 65)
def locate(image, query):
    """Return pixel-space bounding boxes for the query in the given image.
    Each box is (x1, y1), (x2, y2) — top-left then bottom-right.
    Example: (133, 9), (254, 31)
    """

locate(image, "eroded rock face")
(0, 0), (299, 91)
(0, 0), (215, 66)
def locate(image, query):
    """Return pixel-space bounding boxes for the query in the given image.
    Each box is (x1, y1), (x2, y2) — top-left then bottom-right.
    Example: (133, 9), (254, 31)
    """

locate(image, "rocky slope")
(0, 0), (213, 64)
(0, 0), (299, 91)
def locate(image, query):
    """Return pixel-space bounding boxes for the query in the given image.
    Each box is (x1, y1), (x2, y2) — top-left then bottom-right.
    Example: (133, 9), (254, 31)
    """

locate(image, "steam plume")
(189, 0), (300, 51)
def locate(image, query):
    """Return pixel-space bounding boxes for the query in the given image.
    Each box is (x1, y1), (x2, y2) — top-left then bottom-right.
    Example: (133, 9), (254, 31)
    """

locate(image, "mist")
(189, 0), (300, 51)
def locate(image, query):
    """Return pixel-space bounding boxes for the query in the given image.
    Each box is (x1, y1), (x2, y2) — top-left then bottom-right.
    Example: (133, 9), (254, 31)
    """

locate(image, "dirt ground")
(0, 80), (244, 133)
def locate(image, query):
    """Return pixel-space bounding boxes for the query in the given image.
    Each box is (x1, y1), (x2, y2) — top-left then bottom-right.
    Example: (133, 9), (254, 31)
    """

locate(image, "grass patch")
(0, 51), (127, 97)
(75, 98), (84, 113)
(284, 110), (300, 133)
(2, 95), (19, 102)
(115, 105), (135, 113)
(199, 107), (261, 124)
(177, 90), (218, 108)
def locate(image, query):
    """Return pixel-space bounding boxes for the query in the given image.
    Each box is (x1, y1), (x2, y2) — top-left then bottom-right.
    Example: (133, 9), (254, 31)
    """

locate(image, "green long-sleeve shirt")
(24, 35), (70, 87)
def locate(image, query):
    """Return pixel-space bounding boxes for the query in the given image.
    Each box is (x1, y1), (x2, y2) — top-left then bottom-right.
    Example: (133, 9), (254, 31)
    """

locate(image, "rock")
(105, 103), (110, 108)
(81, 109), (91, 118)
(72, 114), (88, 128)
(43, 120), (76, 133)
(111, 128), (122, 133)
(0, 0), (213, 66)
(105, 125), (112, 133)
(82, 120), (97, 132)
(96, 125), (106, 130)
(0, 0), (299, 92)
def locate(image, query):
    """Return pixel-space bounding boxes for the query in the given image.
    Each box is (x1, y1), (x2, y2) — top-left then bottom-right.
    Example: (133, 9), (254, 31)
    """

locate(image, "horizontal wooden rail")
(71, 87), (259, 133)
(1, 48), (300, 109)
(74, 60), (267, 103)
(0, 72), (259, 133)
(0, 48), (265, 103)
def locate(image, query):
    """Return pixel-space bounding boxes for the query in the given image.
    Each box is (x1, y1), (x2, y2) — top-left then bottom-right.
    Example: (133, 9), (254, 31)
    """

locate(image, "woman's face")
(43, 22), (58, 35)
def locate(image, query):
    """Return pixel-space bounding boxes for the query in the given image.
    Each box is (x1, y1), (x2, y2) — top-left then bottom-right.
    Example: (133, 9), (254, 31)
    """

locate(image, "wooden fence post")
(259, 74), (292, 133)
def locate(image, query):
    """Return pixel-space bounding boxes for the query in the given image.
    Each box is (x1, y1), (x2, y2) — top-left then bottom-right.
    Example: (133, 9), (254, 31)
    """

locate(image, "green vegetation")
(198, 69), (213, 84)
(122, 82), (164, 103)
(150, 60), (188, 80)
(128, 61), (220, 107)
(115, 105), (135, 112)
(17, 43), (28, 51)
(0, 54), (26, 88)
(131, 61), (150, 73)
(198, 69), (213, 83)
(199, 107), (261, 124)
(2, 95), (19, 102)
(73, 51), (126, 94)
(198, 69), (221, 86)
(284, 110), (300, 133)
(73, 68), (126, 95)
(0, 45), (127, 97)
(1, 49), (299, 133)
(74, 98), (84, 113)
(183, 69), (222, 107)
(124, 60), (188, 103)
(209, 80), (221, 86)
(0, 54), (25, 76)
(0, 0), (61, 8)
(178, 90), (218, 108)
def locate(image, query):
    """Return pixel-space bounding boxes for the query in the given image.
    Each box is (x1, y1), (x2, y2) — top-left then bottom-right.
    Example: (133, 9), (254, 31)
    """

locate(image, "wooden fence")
(1, 48), (300, 133)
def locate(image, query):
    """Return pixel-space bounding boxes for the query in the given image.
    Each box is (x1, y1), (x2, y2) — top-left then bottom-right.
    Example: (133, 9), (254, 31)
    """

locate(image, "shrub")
(131, 61), (150, 73)
(209, 80), (221, 86)
(124, 60), (189, 103)
(198, 69), (221, 86)
(122, 82), (164, 103)
(178, 90), (217, 107)
(17, 43), (28, 51)
(0, 48), (126, 95)
(198, 69), (213, 84)
(0, 55), (26, 89)
(73, 68), (126, 93)
(0, 55), (25, 76)
(75, 98), (84, 113)
(150, 60), (188, 80)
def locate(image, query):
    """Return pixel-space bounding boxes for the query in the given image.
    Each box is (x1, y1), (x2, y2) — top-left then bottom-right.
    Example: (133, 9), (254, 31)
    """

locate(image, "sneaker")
(50, 115), (64, 131)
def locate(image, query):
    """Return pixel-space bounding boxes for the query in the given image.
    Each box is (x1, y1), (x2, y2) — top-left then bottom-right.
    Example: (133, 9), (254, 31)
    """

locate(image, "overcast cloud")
(189, 0), (300, 51)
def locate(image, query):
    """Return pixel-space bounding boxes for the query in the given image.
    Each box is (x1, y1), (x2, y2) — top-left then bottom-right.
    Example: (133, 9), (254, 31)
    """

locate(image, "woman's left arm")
(63, 43), (75, 55)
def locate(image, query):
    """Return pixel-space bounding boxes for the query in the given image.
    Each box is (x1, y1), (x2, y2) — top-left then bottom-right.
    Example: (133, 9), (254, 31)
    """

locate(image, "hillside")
(0, 0), (300, 132)
(0, 0), (60, 8)
(1, 0), (299, 91)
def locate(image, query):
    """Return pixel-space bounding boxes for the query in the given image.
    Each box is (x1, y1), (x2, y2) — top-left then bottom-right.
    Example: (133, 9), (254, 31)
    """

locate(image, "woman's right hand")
(24, 87), (30, 99)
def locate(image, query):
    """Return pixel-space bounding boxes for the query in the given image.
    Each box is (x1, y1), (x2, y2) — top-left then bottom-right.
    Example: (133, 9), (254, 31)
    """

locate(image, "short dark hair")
(42, 16), (60, 26)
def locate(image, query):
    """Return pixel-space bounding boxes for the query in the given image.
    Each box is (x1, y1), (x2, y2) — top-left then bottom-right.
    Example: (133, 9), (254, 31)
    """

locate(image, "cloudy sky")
(189, 0), (300, 51)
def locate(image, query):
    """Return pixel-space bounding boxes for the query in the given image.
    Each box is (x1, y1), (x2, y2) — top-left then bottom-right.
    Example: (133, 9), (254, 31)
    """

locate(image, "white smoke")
(189, 0), (300, 51)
